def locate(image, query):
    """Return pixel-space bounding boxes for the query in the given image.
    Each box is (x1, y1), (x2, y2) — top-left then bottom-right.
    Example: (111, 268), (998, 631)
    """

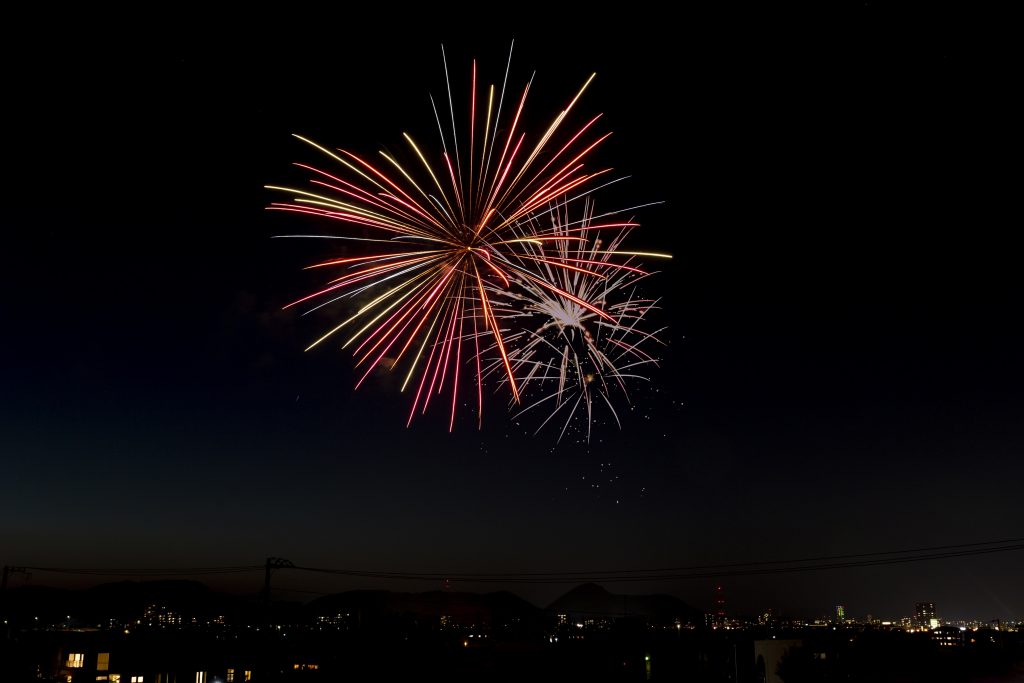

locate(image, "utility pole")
(2, 565), (25, 592)
(262, 557), (294, 610)
(2, 566), (27, 641)
(256, 558), (293, 683)
(1, 565), (27, 594)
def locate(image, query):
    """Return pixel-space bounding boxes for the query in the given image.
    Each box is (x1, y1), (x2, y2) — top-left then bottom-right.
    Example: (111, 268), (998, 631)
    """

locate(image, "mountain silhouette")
(546, 583), (703, 625)
(3, 580), (702, 628)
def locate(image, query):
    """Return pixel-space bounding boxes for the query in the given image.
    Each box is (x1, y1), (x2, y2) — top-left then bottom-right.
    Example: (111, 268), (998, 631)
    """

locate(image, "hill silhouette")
(2, 580), (703, 629)
(547, 582), (703, 625)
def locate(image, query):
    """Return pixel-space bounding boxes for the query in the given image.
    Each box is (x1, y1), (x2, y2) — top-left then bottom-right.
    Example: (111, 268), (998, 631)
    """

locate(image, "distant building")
(835, 605), (846, 622)
(931, 625), (965, 647)
(713, 586), (726, 629)
(315, 612), (352, 628)
(143, 604), (182, 628)
(34, 630), (260, 683)
(915, 602), (937, 628)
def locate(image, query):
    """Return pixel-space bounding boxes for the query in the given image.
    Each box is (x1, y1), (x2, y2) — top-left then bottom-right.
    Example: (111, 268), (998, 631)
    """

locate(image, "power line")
(20, 566), (262, 577)
(290, 536), (1024, 584)
(8, 535), (1023, 586)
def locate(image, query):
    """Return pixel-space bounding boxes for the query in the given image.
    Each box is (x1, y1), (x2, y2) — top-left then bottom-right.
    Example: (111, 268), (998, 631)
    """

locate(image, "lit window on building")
(131, 677), (143, 683)
(196, 673), (207, 683)
(67, 653), (85, 668)
(243, 671), (251, 682)
(226, 669), (234, 683)
(97, 653), (110, 671)
(109, 676), (121, 683)
(96, 678), (109, 682)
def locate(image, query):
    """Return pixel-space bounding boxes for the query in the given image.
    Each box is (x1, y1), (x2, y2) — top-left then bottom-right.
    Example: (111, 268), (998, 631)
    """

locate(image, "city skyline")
(2, 6), (1020, 626)
(4, 549), (1020, 625)
(7, 576), (1020, 683)
(3, 571), (1020, 628)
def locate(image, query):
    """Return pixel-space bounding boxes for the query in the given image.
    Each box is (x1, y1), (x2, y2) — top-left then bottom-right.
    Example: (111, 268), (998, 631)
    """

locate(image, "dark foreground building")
(6, 624), (1024, 683)
(2, 582), (1022, 682)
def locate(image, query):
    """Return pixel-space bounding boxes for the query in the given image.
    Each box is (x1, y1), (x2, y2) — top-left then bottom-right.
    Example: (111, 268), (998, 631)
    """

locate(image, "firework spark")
(269, 44), (666, 430)
(486, 201), (669, 442)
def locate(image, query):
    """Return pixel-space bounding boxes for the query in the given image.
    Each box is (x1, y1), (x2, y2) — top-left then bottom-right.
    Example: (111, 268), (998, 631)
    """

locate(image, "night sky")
(3, 7), (1020, 621)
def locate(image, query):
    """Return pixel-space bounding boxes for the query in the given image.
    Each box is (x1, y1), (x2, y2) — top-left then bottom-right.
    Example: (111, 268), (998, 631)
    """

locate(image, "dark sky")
(3, 7), (1020, 621)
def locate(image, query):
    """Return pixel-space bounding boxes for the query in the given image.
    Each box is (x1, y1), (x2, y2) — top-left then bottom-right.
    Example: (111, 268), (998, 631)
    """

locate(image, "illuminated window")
(243, 671), (251, 682)
(196, 674), (207, 683)
(97, 653), (110, 671)
(109, 676), (121, 683)
(131, 677), (143, 683)
(68, 653), (85, 668)
(96, 678), (109, 682)
(226, 669), (234, 683)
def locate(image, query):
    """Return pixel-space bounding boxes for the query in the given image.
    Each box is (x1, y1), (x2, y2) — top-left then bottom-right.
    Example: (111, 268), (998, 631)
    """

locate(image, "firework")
(485, 201), (667, 442)
(268, 44), (665, 430)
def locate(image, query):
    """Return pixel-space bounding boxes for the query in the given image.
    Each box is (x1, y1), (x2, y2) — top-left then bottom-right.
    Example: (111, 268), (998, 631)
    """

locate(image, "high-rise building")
(915, 602), (937, 628)
(713, 586), (726, 628)
(835, 605), (846, 622)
